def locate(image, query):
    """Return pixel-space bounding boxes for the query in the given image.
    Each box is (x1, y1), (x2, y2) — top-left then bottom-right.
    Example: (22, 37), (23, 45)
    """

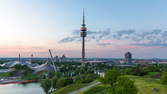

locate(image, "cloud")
(97, 42), (112, 46)
(59, 29), (167, 47)
(59, 29), (111, 43)
(131, 43), (167, 47)
(129, 29), (167, 47)
(112, 29), (136, 40)
(59, 36), (80, 43)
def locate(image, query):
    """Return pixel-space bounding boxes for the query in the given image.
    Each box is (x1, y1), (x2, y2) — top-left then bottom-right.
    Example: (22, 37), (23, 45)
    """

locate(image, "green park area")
(52, 83), (89, 94)
(50, 64), (167, 94)
(78, 84), (105, 94)
(1, 59), (167, 94)
(52, 81), (98, 94)
(78, 75), (167, 94)
(129, 75), (167, 94)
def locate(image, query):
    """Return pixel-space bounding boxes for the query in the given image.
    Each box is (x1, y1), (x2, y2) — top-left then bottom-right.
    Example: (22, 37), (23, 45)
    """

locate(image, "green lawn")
(51, 81), (101, 94)
(127, 75), (167, 94)
(52, 83), (89, 94)
(80, 75), (167, 94)
(82, 84), (106, 94)
(0, 72), (11, 77)
(144, 72), (160, 78)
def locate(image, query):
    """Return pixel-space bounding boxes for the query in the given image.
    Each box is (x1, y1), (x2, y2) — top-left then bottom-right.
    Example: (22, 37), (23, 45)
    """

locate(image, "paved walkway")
(68, 82), (101, 94)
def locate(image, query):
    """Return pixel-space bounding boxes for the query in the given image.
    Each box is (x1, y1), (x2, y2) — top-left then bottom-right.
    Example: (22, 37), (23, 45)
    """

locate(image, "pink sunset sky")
(0, 0), (167, 58)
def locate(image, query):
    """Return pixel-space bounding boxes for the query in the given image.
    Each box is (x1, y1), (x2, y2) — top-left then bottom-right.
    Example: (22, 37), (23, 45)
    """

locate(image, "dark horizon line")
(0, 57), (166, 60)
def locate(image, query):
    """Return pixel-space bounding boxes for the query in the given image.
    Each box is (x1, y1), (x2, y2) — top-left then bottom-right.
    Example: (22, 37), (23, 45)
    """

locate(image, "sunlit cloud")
(60, 29), (167, 47)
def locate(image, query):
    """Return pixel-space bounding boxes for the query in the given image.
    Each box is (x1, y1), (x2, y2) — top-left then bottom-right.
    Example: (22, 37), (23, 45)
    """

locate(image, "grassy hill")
(52, 83), (89, 94)
(81, 84), (105, 94)
(52, 81), (98, 94)
(80, 75), (167, 94)
(127, 75), (167, 94)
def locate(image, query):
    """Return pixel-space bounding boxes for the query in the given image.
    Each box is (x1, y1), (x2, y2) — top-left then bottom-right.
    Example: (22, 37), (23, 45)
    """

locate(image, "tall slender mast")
(18, 53), (21, 62)
(80, 9), (87, 62)
(49, 49), (57, 72)
(30, 54), (33, 63)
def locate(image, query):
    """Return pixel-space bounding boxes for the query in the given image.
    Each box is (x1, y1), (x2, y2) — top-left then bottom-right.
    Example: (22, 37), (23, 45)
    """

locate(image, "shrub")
(56, 77), (73, 88)
(74, 73), (98, 83)
(40, 79), (51, 94)
(161, 70), (167, 84)
(107, 77), (138, 94)
(103, 69), (120, 86)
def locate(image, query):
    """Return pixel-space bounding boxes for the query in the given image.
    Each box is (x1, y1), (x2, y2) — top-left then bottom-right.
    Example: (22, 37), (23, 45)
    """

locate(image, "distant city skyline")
(0, 0), (167, 58)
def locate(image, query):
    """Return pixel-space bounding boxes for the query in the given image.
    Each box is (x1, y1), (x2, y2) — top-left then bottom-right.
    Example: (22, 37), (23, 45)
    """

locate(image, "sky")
(0, 0), (167, 58)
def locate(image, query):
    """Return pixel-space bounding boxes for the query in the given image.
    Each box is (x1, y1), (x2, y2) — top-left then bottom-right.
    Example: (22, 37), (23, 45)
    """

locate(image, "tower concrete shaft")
(82, 36), (85, 61)
(80, 9), (87, 62)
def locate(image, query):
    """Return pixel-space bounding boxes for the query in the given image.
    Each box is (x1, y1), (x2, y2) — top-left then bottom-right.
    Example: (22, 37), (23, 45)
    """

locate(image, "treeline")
(100, 69), (138, 94)
(40, 72), (98, 94)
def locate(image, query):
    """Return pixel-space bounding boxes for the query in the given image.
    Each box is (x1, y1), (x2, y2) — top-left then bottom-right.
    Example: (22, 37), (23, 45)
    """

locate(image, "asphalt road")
(68, 82), (101, 94)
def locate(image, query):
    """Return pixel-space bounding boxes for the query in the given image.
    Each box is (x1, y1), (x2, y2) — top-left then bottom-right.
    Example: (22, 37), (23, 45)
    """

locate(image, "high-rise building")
(61, 55), (66, 62)
(125, 52), (132, 64)
(80, 9), (87, 62)
(54, 56), (59, 62)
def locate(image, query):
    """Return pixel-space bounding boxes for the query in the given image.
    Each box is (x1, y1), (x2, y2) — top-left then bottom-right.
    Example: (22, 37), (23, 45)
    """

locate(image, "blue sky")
(0, 0), (167, 58)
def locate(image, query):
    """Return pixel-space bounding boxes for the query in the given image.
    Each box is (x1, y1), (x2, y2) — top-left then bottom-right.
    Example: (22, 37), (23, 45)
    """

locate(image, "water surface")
(0, 83), (44, 94)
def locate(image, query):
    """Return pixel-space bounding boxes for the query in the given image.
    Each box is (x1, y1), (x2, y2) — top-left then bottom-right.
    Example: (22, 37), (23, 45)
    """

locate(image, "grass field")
(144, 72), (160, 78)
(81, 84), (106, 94)
(52, 83), (90, 94)
(80, 75), (167, 94)
(52, 81), (98, 94)
(127, 75), (167, 94)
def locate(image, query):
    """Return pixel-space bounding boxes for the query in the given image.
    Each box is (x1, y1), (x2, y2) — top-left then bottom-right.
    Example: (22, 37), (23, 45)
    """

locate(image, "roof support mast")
(49, 49), (57, 72)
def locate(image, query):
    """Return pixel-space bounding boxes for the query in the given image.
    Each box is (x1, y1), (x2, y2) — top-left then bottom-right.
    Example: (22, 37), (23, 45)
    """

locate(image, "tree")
(47, 72), (56, 78)
(54, 72), (62, 78)
(103, 69), (120, 86)
(132, 65), (147, 76)
(21, 69), (39, 80)
(74, 73), (98, 83)
(56, 77), (73, 88)
(107, 77), (138, 94)
(40, 79), (51, 94)
(52, 77), (58, 90)
(161, 69), (167, 84)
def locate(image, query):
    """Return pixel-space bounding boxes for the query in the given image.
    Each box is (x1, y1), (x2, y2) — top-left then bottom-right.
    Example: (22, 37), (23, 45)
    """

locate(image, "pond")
(0, 83), (45, 94)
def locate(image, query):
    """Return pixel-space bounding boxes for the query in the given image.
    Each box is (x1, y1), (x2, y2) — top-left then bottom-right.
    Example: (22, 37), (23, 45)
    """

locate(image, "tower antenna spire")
(82, 8), (86, 26)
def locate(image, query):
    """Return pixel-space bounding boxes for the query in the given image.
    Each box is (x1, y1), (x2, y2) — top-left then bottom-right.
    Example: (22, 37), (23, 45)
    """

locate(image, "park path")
(68, 82), (101, 94)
